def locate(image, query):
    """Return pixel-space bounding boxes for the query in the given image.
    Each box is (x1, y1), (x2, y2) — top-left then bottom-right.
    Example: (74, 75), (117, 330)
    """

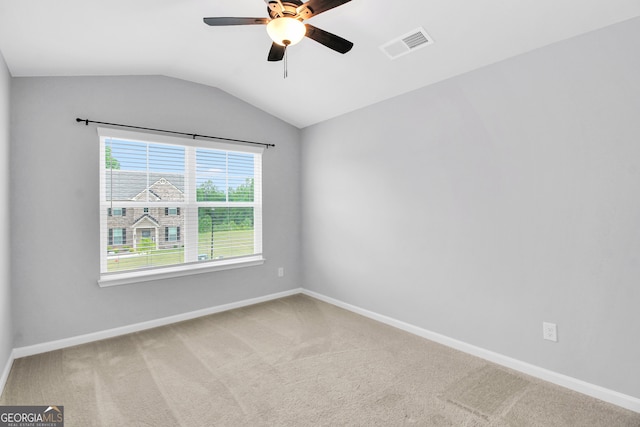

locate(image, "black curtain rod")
(75, 118), (275, 149)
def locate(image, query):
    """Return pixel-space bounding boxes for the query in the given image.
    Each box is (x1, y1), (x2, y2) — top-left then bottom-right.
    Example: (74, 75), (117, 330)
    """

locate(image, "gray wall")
(301, 17), (640, 398)
(11, 75), (301, 347)
(0, 52), (12, 371)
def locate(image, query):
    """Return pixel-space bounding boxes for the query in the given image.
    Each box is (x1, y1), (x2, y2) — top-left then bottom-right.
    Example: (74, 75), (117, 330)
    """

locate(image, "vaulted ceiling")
(1, 0), (639, 128)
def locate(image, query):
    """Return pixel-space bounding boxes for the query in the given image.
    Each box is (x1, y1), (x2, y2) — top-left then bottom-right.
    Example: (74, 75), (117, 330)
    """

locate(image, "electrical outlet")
(543, 322), (557, 342)
(278, 267), (284, 277)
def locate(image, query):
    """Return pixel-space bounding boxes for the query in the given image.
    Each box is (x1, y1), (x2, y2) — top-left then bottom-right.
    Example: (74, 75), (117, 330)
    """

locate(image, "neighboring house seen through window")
(99, 128), (264, 286)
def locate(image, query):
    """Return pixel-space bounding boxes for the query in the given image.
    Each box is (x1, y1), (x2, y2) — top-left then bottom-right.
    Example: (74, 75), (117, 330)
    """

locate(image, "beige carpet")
(1, 294), (639, 426)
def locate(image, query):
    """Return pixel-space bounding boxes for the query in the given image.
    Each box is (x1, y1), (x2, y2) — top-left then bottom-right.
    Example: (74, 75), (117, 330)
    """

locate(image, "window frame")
(98, 127), (265, 287)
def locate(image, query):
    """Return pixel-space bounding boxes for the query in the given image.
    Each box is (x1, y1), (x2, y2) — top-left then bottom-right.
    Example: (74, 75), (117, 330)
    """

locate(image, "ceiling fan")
(203, 0), (354, 62)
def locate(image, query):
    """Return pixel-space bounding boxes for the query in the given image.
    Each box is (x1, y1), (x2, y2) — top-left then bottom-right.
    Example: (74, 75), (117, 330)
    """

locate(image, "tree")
(197, 179), (254, 232)
(197, 180), (224, 233)
(228, 178), (254, 202)
(226, 179), (254, 230)
(105, 146), (121, 169)
(198, 207), (213, 233)
(196, 180), (225, 202)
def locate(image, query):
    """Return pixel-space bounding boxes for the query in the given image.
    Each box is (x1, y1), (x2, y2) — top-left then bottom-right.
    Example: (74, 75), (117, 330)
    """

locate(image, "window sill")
(98, 255), (265, 287)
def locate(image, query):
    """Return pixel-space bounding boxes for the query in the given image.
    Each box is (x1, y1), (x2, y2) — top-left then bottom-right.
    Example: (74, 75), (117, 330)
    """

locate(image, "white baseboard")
(13, 288), (303, 359)
(301, 289), (640, 414)
(0, 348), (15, 396)
(8, 287), (639, 414)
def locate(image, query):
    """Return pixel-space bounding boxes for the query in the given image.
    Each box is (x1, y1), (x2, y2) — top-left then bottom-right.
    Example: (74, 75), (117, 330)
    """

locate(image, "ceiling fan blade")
(305, 24), (353, 54)
(268, 43), (286, 62)
(297, 0), (351, 19)
(203, 17), (269, 26)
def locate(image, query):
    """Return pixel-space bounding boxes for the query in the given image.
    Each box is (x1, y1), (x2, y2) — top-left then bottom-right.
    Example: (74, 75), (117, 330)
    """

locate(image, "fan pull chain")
(284, 46), (288, 79)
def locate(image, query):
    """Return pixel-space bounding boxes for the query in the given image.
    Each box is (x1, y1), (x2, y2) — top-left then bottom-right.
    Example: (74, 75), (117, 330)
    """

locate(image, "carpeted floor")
(1, 294), (639, 426)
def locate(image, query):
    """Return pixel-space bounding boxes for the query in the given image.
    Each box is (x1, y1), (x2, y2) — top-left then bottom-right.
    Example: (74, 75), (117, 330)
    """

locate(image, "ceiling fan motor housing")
(267, 0), (310, 20)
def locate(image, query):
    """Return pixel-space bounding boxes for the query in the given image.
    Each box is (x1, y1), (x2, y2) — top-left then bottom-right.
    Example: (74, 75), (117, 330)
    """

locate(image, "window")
(108, 208), (126, 216)
(166, 226), (179, 242)
(99, 128), (264, 286)
(109, 228), (126, 246)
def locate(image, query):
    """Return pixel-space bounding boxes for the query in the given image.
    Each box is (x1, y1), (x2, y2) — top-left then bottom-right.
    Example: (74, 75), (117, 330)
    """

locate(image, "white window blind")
(98, 128), (264, 285)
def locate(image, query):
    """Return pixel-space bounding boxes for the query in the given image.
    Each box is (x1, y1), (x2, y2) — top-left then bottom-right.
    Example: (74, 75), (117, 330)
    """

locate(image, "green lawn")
(107, 229), (254, 272)
(197, 229), (254, 259)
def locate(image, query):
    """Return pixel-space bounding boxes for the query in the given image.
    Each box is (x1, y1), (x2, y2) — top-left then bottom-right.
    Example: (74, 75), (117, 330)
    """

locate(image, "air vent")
(380, 27), (434, 60)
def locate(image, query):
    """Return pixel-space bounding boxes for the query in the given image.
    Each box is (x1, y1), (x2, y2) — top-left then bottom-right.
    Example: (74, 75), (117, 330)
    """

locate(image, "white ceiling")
(1, 0), (639, 128)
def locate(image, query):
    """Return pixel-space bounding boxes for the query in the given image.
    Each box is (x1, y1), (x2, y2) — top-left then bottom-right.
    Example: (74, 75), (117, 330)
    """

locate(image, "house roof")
(105, 170), (184, 201)
(131, 214), (160, 229)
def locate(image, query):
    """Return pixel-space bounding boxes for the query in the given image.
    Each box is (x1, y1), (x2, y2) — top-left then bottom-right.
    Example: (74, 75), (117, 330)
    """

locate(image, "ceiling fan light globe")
(267, 17), (306, 47)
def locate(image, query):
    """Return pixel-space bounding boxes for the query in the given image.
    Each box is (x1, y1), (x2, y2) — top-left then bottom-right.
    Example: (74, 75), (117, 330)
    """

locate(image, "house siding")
(106, 176), (185, 251)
